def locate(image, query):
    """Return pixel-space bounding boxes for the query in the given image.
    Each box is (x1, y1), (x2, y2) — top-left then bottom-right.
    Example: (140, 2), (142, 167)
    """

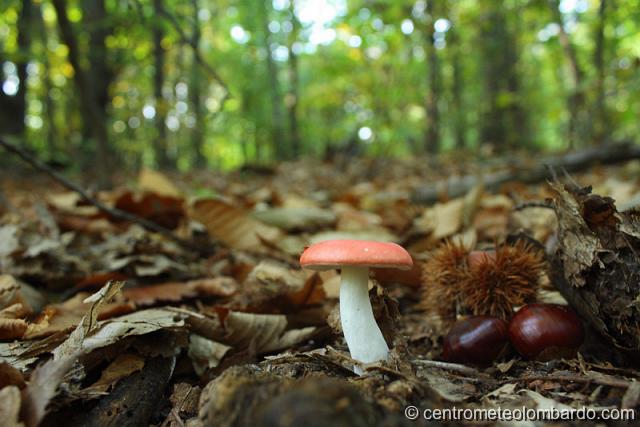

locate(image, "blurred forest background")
(1, 0), (639, 187)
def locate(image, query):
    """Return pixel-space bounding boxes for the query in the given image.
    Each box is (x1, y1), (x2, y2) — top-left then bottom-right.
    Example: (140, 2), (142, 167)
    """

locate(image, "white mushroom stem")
(339, 266), (389, 367)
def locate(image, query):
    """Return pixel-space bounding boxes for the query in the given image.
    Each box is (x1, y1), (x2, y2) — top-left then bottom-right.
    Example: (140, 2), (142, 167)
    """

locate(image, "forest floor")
(1, 154), (639, 427)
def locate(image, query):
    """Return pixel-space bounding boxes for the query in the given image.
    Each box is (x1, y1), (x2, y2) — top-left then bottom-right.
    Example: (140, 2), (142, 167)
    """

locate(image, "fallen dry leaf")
(188, 334), (231, 375)
(78, 352), (146, 397)
(114, 191), (185, 229)
(21, 350), (78, 427)
(123, 277), (238, 307)
(222, 311), (316, 354)
(52, 281), (125, 360)
(252, 206), (336, 231)
(0, 275), (19, 308)
(138, 169), (182, 198)
(191, 198), (282, 252)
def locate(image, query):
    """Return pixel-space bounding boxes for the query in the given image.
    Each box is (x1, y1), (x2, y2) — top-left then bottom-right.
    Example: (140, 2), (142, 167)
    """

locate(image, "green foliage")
(0, 0), (638, 170)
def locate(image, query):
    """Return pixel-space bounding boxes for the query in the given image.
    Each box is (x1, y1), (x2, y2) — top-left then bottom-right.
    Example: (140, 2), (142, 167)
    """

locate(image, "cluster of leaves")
(0, 157), (639, 425)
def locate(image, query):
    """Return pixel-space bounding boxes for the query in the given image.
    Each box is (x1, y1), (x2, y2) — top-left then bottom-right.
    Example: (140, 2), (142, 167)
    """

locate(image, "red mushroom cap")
(300, 240), (413, 271)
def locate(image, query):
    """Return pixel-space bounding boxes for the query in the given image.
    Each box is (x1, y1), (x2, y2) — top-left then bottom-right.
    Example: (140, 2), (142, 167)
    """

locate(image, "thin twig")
(412, 358), (484, 377)
(0, 137), (206, 253)
(500, 374), (631, 389)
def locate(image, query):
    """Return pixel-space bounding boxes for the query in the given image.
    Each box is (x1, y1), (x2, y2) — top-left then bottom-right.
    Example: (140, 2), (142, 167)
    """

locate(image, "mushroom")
(300, 240), (412, 370)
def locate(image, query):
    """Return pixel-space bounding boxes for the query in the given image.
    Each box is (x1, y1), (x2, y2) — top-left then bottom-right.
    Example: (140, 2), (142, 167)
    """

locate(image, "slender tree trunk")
(424, 0), (440, 153)
(152, 0), (171, 169)
(190, 0), (206, 168)
(286, 0), (301, 158)
(259, 0), (287, 160)
(15, 0), (32, 138)
(83, 0), (112, 118)
(36, 3), (58, 158)
(506, 3), (528, 149)
(549, 0), (586, 147)
(592, 0), (608, 144)
(449, 26), (465, 150)
(479, 1), (525, 151)
(51, 0), (113, 188)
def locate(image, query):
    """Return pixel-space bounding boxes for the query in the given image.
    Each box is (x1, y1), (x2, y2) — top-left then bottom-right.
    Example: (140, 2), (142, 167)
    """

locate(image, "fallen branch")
(412, 141), (640, 204)
(0, 137), (207, 253)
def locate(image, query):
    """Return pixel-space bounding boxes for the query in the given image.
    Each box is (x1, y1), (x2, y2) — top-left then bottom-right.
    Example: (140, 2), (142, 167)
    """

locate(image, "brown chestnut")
(509, 303), (584, 360)
(443, 316), (509, 365)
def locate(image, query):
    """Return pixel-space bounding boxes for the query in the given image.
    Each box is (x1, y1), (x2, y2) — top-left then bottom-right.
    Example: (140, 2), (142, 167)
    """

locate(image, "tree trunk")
(152, 0), (171, 169)
(36, 3), (57, 159)
(506, 3), (529, 149)
(592, 0), (608, 145)
(190, 0), (206, 168)
(548, 0), (586, 147)
(15, 0), (32, 138)
(259, 0), (287, 160)
(51, 0), (113, 188)
(424, 0), (440, 154)
(286, 1), (301, 159)
(449, 26), (466, 150)
(478, 1), (525, 151)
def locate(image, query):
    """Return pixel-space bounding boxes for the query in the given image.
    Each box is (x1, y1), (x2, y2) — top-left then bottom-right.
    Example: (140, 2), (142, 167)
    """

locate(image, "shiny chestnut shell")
(509, 303), (584, 360)
(443, 316), (509, 365)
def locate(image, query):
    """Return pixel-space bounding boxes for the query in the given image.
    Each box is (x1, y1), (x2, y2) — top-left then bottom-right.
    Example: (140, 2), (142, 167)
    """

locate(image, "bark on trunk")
(424, 0), (440, 154)
(449, 26), (466, 150)
(15, 0), (32, 138)
(51, 0), (113, 188)
(152, 0), (171, 169)
(286, 1), (301, 159)
(549, 0), (587, 148)
(259, 0), (287, 160)
(190, 0), (206, 168)
(592, 0), (608, 145)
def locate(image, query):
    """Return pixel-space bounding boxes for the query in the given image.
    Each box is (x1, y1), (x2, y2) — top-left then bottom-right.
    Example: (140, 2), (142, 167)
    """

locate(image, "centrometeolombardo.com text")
(404, 405), (636, 422)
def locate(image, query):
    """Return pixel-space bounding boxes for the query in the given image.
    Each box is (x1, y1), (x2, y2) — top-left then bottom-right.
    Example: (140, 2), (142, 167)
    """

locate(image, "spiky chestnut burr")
(420, 241), (470, 324)
(462, 241), (545, 320)
(422, 240), (545, 323)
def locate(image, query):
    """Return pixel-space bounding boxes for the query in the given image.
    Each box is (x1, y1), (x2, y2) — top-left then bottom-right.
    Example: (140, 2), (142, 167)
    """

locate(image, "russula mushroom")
(300, 240), (412, 367)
